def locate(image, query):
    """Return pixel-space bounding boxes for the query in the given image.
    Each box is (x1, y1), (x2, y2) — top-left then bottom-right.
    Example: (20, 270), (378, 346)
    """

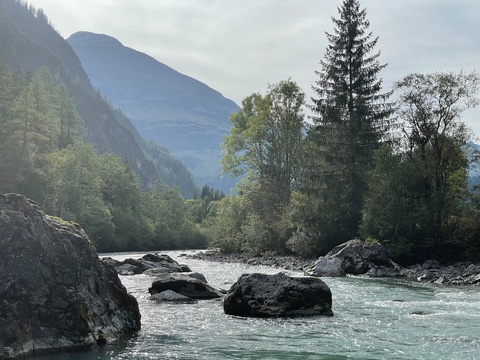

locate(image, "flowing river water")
(36, 251), (480, 360)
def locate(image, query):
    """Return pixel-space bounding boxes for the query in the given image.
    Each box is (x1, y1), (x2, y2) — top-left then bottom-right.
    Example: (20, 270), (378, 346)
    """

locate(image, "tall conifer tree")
(301, 0), (393, 250)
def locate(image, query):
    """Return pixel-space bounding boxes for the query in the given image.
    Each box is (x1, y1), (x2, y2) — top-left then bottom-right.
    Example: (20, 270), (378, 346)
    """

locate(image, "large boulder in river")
(149, 273), (223, 299)
(305, 239), (403, 277)
(0, 193), (141, 359)
(224, 273), (333, 317)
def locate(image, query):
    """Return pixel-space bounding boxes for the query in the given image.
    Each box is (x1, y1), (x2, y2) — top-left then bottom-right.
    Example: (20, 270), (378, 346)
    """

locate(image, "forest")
(211, 0), (480, 264)
(1, 0), (480, 264)
(0, 63), (211, 251)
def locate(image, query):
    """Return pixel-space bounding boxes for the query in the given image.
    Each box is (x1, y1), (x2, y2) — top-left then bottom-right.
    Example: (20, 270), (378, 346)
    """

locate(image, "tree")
(402, 71), (477, 259)
(0, 61), (19, 192)
(55, 84), (83, 150)
(143, 181), (206, 250)
(98, 154), (148, 250)
(0, 66), (84, 199)
(361, 71), (480, 263)
(299, 0), (394, 252)
(208, 195), (247, 254)
(44, 143), (115, 249)
(220, 79), (305, 253)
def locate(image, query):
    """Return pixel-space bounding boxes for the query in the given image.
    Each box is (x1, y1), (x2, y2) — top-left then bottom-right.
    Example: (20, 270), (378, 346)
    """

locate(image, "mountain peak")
(68, 32), (240, 190)
(68, 31), (123, 47)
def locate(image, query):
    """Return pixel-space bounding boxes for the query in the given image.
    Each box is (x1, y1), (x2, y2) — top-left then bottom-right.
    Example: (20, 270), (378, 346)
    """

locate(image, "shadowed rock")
(0, 193), (141, 359)
(224, 273), (333, 318)
(106, 253), (189, 276)
(149, 273), (223, 299)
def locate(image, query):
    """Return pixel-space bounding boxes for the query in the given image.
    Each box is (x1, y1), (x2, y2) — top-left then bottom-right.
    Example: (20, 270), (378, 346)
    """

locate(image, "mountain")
(67, 31), (240, 191)
(0, 0), (197, 197)
(468, 142), (480, 186)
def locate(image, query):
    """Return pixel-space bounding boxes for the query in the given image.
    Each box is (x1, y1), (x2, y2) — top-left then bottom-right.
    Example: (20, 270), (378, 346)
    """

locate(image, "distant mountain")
(67, 31), (240, 191)
(468, 142), (480, 186)
(0, 0), (197, 197)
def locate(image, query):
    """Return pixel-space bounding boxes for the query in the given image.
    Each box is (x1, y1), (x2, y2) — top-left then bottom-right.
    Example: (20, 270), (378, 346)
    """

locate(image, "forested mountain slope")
(0, 0), (196, 197)
(68, 31), (240, 190)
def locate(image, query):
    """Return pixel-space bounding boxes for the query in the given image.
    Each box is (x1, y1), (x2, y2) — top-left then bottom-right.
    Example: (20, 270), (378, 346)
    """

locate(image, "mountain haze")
(67, 31), (240, 190)
(0, 0), (197, 197)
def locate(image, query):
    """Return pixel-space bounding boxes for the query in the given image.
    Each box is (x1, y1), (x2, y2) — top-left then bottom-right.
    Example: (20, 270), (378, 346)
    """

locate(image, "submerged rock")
(0, 193), (141, 359)
(149, 273), (223, 299)
(224, 273), (333, 317)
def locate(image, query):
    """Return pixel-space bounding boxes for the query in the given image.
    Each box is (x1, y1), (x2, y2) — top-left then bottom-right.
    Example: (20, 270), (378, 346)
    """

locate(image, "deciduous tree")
(361, 71), (480, 262)
(219, 79), (305, 253)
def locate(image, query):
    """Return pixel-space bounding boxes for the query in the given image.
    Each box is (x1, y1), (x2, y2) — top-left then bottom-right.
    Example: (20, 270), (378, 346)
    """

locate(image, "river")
(35, 250), (480, 360)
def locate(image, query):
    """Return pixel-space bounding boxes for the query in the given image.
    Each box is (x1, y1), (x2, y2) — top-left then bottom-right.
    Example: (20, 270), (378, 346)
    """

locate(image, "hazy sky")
(28, 0), (480, 136)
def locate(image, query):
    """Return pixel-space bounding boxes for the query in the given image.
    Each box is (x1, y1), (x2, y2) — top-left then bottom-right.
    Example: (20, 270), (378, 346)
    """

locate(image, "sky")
(27, 0), (480, 137)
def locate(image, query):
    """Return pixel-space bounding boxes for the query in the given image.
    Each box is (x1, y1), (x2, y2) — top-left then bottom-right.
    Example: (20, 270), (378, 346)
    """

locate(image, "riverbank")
(185, 250), (480, 286)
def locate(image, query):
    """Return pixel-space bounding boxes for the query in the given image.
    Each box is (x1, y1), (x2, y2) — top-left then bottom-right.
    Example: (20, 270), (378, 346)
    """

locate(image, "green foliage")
(2, 6), (480, 264)
(44, 143), (116, 248)
(292, 0), (394, 255)
(144, 181), (207, 250)
(361, 71), (480, 263)
(449, 185), (480, 262)
(0, 66), (83, 199)
(208, 195), (247, 254)
(200, 184), (225, 202)
(0, 62), (206, 252)
(216, 79), (305, 254)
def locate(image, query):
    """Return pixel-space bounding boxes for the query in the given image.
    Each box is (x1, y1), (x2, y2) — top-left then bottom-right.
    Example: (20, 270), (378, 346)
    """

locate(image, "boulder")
(110, 253), (184, 275)
(116, 262), (144, 275)
(223, 273), (333, 317)
(0, 193), (141, 359)
(149, 290), (197, 304)
(305, 239), (399, 277)
(149, 273), (223, 299)
(304, 257), (345, 277)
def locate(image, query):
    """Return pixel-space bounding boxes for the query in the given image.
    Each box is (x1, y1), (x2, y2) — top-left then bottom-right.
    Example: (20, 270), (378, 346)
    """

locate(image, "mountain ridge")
(0, 0), (197, 197)
(67, 31), (239, 190)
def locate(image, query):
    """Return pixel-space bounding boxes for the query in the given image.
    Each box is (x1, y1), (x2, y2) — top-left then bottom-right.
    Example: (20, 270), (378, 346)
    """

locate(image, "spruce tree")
(300, 0), (394, 251)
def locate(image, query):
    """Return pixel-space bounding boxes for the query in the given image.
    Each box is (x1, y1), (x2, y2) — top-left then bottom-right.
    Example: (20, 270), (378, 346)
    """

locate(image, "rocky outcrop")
(148, 273), (223, 300)
(403, 262), (480, 285)
(149, 290), (197, 304)
(186, 251), (313, 271)
(104, 253), (189, 276)
(223, 273), (333, 318)
(0, 193), (141, 359)
(303, 239), (480, 285)
(305, 239), (403, 277)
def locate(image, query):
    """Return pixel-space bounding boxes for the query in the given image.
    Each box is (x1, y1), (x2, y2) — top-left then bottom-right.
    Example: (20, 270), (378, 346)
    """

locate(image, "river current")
(36, 251), (480, 360)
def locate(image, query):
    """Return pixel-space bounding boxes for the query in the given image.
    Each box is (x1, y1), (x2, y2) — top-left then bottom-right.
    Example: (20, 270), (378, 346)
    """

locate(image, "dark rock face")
(404, 262), (480, 285)
(0, 193), (141, 359)
(106, 253), (185, 275)
(304, 240), (480, 284)
(224, 273), (333, 318)
(305, 239), (403, 277)
(149, 273), (223, 299)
